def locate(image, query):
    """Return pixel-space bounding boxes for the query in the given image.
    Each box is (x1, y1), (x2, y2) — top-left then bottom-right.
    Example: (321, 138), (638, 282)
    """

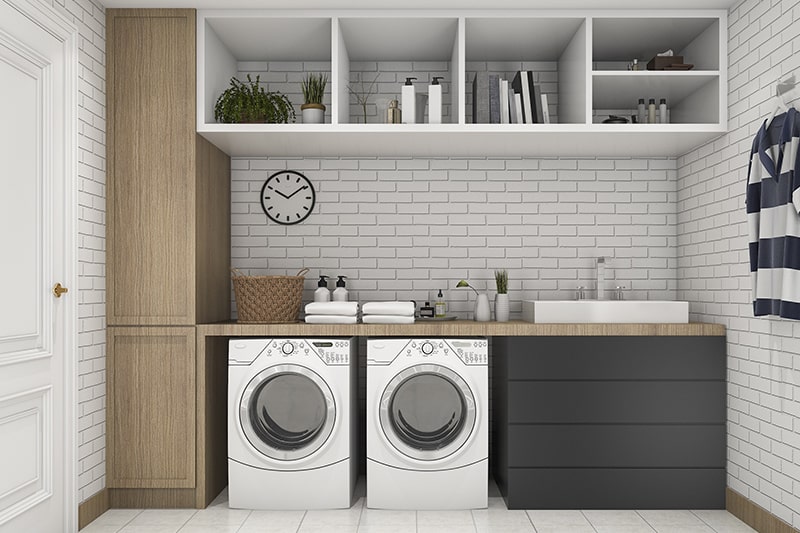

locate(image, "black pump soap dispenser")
(314, 275), (330, 303)
(402, 77), (418, 124)
(333, 275), (348, 302)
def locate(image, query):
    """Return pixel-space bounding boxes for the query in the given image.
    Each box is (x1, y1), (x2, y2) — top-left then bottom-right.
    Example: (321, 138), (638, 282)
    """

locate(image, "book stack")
(472, 70), (551, 124)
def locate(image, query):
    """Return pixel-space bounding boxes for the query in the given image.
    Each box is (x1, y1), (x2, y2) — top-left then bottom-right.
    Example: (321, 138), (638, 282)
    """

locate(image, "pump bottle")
(332, 276), (349, 302)
(428, 76), (444, 124)
(314, 275), (331, 302)
(435, 289), (447, 317)
(401, 77), (417, 124)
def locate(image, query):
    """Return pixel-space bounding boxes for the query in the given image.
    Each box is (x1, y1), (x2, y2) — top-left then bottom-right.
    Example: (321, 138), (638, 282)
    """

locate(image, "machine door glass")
(240, 364), (335, 461)
(380, 364), (476, 461)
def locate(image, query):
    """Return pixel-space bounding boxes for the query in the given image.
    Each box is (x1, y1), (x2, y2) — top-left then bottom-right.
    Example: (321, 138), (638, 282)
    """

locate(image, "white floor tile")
(117, 526), (184, 533)
(301, 505), (363, 527)
(358, 508), (416, 526)
(638, 509), (708, 527)
(417, 510), (475, 526)
(583, 509), (651, 527)
(78, 525), (124, 533)
(241, 509), (306, 529)
(177, 526), (241, 533)
(533, 526), (596, 533)
(127, 509), (196, 527)
(417, 525), (477, 533)
(297, 525), (358, 533)
(651, 526), (716, 533)
(691, 510), (757, 532)
(526, 509), (593, 527)
(357, 525), (416, 533)
(474, 523), (536, 533)
(593, 526), (656, 533)
(181, 507), (251, 527)
(472, 507), (532, 527)
(89, 509), (143, 527)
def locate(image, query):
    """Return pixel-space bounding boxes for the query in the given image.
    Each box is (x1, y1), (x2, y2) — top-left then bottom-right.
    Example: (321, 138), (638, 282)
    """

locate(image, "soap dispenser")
(428, 76), (444, 124)
(401, 77), (417, 124)
(314, 275), (331, 302)
(435, 289), (447, 317)
(332, 275), (349, 302)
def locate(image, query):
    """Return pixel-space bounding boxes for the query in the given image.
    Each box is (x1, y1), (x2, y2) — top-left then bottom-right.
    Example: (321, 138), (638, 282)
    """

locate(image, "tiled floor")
(82, 481), (756, 533)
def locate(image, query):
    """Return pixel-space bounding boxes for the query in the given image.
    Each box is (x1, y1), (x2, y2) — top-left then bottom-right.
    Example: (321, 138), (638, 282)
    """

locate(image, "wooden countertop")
(197, 320), (725, 337)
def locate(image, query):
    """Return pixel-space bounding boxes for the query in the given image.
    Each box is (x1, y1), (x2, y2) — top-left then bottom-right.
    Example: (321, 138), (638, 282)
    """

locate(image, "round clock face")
(260, 170), (316, 225)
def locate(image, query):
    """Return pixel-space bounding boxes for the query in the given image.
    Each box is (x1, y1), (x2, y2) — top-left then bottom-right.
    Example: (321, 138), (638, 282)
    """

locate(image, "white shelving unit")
(197, 9), (727, 157)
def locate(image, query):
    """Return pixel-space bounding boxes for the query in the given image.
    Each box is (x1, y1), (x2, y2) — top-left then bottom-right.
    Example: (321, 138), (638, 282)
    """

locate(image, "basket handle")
(296, 268), (310, 277)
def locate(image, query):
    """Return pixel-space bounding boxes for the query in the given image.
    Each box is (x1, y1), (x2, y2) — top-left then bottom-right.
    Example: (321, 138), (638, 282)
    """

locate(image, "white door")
(0, 0), (76, 531)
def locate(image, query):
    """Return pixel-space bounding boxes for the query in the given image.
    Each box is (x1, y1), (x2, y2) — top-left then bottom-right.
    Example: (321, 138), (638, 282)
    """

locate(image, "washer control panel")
(256, 338), (353, 366)
(399, 338), (488, 365)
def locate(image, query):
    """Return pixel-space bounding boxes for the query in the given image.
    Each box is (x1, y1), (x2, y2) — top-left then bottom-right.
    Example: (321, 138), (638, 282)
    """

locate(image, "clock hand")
(274, 189), (291, 199)
(286, 185), (308, 199)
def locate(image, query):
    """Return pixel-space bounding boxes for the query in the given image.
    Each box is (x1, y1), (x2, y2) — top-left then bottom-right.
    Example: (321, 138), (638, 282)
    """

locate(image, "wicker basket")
(231, 268), (309, 323)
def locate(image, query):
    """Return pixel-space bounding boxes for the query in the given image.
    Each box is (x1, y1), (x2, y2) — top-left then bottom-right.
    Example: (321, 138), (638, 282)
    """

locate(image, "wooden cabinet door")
(107, 327), (196, 488)
(107, 9), (196, 325)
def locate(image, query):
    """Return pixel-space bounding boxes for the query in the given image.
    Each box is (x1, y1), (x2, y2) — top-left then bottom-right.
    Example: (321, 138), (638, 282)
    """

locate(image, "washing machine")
(366, 337), (488, 510)
(228, 337), (357, 510)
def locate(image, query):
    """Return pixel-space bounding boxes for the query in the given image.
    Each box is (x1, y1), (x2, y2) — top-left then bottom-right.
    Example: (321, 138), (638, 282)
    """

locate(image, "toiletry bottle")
(435, 289), (447, 317)
(648, 98), (656, 124)
(314, 275), (331, 302)
(659, 98), (668, 124)
(387, 99), (401, 124)
(420, 301), (435, 318)
(332, 275), (348, 302)
(401, 77), (417, 124)
(637, 98), (646, 124)
(428, 76), (443, 124)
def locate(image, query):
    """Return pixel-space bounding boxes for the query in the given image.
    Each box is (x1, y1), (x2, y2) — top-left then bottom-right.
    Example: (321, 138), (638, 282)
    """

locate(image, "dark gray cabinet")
(492, 336), (726, 509)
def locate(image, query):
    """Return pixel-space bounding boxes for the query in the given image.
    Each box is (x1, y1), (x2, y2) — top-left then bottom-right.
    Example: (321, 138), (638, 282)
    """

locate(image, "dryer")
(366, 337), (488, 510)
(228, 337), (357, 510)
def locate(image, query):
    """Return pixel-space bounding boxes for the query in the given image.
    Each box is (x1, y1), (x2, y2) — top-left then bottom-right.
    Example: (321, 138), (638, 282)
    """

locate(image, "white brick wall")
(46, 0), (106, 504)
(231, 156), (678, 318)
(677, 0), (800, 528)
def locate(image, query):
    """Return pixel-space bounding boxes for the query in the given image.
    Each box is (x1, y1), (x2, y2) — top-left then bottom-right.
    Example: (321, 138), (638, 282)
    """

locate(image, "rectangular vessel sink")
(522, 300), (689, 324)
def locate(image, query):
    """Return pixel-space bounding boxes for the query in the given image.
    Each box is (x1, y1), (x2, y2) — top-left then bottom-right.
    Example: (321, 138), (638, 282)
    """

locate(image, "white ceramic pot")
(474, 293), (490, 322)
(301, 103), (325, 124)
(495, 293), (509, 322)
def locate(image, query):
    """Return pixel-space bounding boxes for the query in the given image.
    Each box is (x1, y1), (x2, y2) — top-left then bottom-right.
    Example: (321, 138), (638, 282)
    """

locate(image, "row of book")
(472, 70), (551, 124)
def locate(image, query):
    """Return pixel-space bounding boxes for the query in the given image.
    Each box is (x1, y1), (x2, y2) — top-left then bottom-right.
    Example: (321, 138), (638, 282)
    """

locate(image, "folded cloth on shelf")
(304, 301), (359, 316)
(361, 301), (415, 316)
(304, 315), (358, 324)
(362, 315), (415, 324)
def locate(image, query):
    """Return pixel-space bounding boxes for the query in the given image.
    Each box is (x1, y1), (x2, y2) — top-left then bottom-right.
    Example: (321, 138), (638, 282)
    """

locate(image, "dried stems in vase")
(347, 73), (380, 124)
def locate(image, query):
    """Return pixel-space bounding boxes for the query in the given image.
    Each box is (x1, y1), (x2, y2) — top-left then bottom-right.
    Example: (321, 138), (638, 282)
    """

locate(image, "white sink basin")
(522, 300), (689, 324)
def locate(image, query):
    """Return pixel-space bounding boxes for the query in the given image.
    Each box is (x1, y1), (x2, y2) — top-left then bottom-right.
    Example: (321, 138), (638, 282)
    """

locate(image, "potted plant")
(457, 279), (490, 322)
(214, 74), (295, 124)
(300, 72), (328, 124)
(494, 270), (509, 322)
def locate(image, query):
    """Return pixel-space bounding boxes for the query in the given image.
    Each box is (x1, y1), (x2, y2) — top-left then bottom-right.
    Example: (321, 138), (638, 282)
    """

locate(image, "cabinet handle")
(53, 283), (69, 298)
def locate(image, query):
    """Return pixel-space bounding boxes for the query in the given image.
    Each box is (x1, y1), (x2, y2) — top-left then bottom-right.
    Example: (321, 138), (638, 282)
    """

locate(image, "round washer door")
(240, 364), (335, 461)
(379, 364), (476, 461)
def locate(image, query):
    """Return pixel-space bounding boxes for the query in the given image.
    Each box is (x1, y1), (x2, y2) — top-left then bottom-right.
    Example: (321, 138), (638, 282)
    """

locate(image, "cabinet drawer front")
(505, 337), (725, 380)
(508, 425), (725, 468)
(508, 381), (725, 424)
(505, 468), (725, 509)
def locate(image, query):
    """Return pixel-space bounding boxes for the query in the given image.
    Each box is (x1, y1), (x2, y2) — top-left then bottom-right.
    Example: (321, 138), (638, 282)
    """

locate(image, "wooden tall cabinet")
(106, 8), (231, 509)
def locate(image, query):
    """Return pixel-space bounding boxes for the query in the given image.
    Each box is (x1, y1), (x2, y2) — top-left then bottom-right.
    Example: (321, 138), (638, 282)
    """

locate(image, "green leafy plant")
(301, 73), (328, 105)
(495, 270), (508, 294)
(456, 279), (479, 295)
(214, 74), (295, 124)
(347, 73), (380, 124)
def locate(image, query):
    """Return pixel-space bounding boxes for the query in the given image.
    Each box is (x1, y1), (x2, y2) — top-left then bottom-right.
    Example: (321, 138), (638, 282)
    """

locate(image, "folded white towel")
(362, 301), (415, 316)
(304, 315), (358, 324)
(362, 315), (415, 324)
(304, 302), (359, 316)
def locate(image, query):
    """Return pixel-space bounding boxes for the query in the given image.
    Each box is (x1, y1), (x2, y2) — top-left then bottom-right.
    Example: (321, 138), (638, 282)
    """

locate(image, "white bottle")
(648, 99), (656, 124)
(428, 76), (443, 124)
(659, 98), (668, 124)
(596, 257), (606, 300)
(332, 275), (348, 302)
(314, 275), (331, 302)
(401, 77), (417, 124)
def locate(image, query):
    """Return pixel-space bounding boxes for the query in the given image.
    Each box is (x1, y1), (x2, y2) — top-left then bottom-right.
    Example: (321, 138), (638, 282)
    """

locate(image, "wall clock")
(260, 170), (316, 225)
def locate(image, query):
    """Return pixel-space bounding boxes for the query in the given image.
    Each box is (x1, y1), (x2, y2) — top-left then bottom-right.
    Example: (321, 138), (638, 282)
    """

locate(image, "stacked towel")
(305, 301), (359, 324)
(362, 301), (415, 324)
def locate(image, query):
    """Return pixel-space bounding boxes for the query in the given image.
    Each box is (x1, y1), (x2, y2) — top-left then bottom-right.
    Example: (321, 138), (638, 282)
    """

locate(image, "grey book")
(533, 83), (544, 123)
(472, 72), (490, 124)
(488, 74), (500, 124)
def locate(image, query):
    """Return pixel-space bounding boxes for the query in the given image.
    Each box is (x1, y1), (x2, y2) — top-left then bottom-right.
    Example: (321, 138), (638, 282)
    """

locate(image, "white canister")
(474, 293), (490, 322)
(495, 293), (509, 322)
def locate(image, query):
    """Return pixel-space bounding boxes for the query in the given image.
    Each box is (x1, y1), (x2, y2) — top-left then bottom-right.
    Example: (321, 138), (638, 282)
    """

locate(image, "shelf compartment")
(465, 17), (587, 125)
(336, 17), (460, 125)
(592, 72), (720, 124)
(198, 12), (333, 127)
(592, 16), (720, 71)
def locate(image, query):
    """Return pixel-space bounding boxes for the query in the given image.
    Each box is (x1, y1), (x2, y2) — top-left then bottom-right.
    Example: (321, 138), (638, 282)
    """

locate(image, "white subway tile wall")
(678, 0), (800, 528)
(46, 0), (107, 504)
(231, 157), (678, 318)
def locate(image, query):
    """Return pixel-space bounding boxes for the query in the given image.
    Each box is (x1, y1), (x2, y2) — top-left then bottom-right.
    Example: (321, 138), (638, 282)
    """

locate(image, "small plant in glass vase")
(214, 74), (295, 124)
(300, 72), (328, 124)
(494, 270), (510, 322)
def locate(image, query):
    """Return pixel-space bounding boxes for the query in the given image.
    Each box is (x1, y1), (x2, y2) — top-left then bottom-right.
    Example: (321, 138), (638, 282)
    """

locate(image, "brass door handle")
(53, 283), (69, 298)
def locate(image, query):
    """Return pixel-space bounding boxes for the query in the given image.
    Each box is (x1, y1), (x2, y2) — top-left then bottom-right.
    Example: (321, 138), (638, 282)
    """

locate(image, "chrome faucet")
(613, 285), (625, 300)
